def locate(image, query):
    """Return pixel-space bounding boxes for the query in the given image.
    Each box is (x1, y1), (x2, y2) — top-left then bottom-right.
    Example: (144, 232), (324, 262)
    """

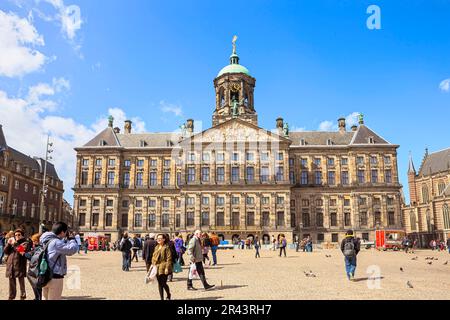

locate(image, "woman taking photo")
(4, 229), (29, 300)
(151, 234), (172, 300)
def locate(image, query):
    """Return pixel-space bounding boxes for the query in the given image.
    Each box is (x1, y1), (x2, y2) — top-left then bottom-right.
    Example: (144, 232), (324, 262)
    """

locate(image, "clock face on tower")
(230, 82), (241, 92)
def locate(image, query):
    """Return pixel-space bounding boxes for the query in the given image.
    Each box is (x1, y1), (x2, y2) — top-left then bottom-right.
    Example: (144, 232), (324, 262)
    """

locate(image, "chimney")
(113, 127), (120, 134)
(186, 119), (194, 135)
(351, 125), (358, 132)
(338, 118), (346, 133)
(124, 120), (132, 134)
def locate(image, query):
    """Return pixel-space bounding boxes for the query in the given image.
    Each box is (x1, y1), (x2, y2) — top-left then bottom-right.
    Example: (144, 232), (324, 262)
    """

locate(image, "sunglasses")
(15, 234), (23, 237)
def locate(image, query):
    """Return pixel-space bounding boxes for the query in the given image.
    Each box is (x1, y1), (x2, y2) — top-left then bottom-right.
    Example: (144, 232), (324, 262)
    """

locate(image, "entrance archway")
(231, 234), (240, 244)
(262, 234), (270, 245)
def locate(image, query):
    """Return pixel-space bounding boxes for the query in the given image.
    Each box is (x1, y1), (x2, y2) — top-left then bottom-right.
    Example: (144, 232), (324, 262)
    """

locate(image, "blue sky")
(1, 0), (449, 203)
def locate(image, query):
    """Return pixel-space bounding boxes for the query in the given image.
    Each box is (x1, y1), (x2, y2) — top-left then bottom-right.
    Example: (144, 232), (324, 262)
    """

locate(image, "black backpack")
(119, 239), (132, 252)
(204, 238), (211, 247)
(343, 240), (356, 257)
(27, 239), (61, 289)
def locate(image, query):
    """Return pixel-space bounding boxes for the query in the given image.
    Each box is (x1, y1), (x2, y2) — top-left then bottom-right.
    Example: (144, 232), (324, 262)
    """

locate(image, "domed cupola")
(213, 36), (257, 127)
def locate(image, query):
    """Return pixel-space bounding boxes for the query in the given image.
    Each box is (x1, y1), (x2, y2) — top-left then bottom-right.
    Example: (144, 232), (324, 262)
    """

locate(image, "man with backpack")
(119, 232), (133, 271)
(131, 235), (141, 262)
(39, 222), (79, 300)
(209, 232), (220, 266)
(341, 230), (361, 281)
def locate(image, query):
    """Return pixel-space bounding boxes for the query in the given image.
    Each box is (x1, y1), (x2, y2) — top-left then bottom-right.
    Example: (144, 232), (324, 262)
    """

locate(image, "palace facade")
(0, 125), (64, 235)
(73, 41), (403, 244)
(403, 148), (450, 246)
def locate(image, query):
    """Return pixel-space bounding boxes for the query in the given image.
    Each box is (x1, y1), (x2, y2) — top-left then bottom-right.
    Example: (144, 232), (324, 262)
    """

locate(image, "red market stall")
(86, 233), (109, 251)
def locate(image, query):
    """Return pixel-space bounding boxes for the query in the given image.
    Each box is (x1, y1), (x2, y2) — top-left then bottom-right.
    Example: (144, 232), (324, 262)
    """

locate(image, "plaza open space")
(1, 247), (449, 300)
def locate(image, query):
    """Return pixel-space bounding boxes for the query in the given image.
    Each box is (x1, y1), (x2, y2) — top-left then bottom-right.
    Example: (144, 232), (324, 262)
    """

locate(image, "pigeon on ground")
(325, 255), (332, 258)
(407, 281), (414, 289)
(427, 261), (433, 265)
(411, 257), (418, 261)
(400, 267), (404, 272)
(444, 261), (448, 265)
(304, 271), (317, 278)
(434, 258), (439, 261)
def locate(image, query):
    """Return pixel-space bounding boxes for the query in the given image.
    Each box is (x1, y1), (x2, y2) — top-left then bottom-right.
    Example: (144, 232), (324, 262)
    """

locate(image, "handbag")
(189, 263), (200, 280)
(173, 261), (182, 274)
(144, 265), (157, 284)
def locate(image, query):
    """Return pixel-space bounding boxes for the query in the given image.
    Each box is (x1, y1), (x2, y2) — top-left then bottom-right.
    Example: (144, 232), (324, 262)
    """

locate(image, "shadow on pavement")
(63, 296), (107, 300)
(183, 296), (224, 301)
(353, 277), (385, 282)
(215, 285), (248, 291)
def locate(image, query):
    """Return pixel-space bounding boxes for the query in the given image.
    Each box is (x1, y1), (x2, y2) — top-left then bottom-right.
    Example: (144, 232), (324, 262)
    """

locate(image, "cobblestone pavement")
(1, 248), (449, 300)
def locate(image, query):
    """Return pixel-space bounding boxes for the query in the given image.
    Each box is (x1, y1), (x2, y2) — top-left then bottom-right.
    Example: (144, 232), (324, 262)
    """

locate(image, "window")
(328, 171), (336, 185)
(344, 212), (351, 226)
(316, 211), (323, 227)
(262, 212), (270, 226)
(246, 152), (254, 161)
(148, 199), (156, 207)
(357, 170), (365, 183)
(231, 212), (240, 226)
(24, 184), (28, 192)
(216, 153), (224, 162)
(105, 213), (113, 227)
(188, 153), (196, 162)
(277, 197), (284, 205)
(422, 185), (429, 203)
(316, 199), (323, 206)
(122, 200), (129, 208)
(163, 199), (170, 208)
(148, 214), (156, 228)
(216, 197), (225, 206)
(302, 199), (309, 207)
(374, 211), (381, 226)
(124, 160), (131, 167)
(387, 197), (394, 206)
(201, 212), (209, 226)
(261, 167), (269, 182)
(315, 171), (322, 185)
(216, 212), (225, 226)
(137, 159), (144, 167)
(136, 172), (143, 186)
(15, 180), (19, 190)
(187, 197), (195, 206)
(260, 152), (269, 161)
(175, 214), (181, 228)
(162, 214), (169, 228)
(261, 197), (269, 205)
(202, 153), (210, 162)
(150, 159), (157, 167)
(302, 212), (310, 227)
(300, 159), (308, 169)
(356, 156), (364, 165)
(277, 152), (283, 161)
(382, 169), (392, 183)
(187, 212), (195, 226)
(232, 153), (239, 161)
(276, 166), (284, 181)
(384, 156), (391, 165)
(163, 172), (170, 186)
(247, 212), (255, 226)
(164, 159), (171, 167)
(122, 214), (128, 228)
(330, 213), (337, 226)
(438, 182), (446, 195)
(328, 158), (335, 166)
(107, 172), (115, 185)
(443, 204), (450, 230)
(106, 199), (113, 207)
(133, 214), (142, 228)
(370, 156), (378, 165)
(289, 158), (294, 166)
(330, 198), (337, 207)
(22, 201), (27, 216)
(317, 234), (325, 241)
(93, 199), (100, 207)
(176, 199), (181, 208)
(201, 167), (210, 182)
(93, 171), (101, 185)
(246, 197), (255, 205)
(108, 158), (115, 166)
(246, 167), (255, 181)
(289, 171), (295, 184)
(341, 158), (348, 166)
(232, 196), (240, 205)
(301, 172), (308, 185)
(341, 171), (349, 185)
(12, 199), (17, 215)
(79, 213), (86, 226)
(373, 198), (381, 206)
(149, 172), (157, 186)
(177, 172), (182, 186)
(33, 186), (37, 195)
(1, 175), (6, 185)
(202, 197), (209, 205)
(133, 200), (141, 208)
(216, 167), (225, 182)
(344, 198), (350, 207)
(388, 211), (395, 226)
(359, 197), (367, 206)
(360, 211), (368, 226)
(276, 212), (285, 226)
(82, 159), (89, 166)
(79, 199), (87, 207)
(231, 167), (239, 182)
(314, 158), (321, 167)
(92, 213), (99, 226)
(187, 167), (196, 182)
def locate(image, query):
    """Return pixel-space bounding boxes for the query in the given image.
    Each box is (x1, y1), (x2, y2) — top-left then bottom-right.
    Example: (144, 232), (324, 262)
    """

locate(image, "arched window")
(426, 209), (433, 232)
(443, 204), (450, 230)
(438, 182), (446, 196)
(409, 210), (416, 231)
(422, 184), (429, 203)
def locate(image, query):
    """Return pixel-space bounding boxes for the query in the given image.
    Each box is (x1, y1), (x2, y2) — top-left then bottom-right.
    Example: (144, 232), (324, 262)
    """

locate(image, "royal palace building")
(73, 40), (403, 244)
(0, 125), (64, 234)
(403, 148), (450, 246)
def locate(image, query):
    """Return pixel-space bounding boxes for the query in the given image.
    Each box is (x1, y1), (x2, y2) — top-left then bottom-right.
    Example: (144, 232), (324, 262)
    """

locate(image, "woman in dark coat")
(4, 229), (30, 300)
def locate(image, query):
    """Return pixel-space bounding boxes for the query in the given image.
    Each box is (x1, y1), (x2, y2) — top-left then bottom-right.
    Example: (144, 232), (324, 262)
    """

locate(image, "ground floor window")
(317, 233), (324, 241)
(331, 233), (339, 243)
(388, 211), (395, 226)
(79, 213), (86, 226)
(362, 233), (369, 241)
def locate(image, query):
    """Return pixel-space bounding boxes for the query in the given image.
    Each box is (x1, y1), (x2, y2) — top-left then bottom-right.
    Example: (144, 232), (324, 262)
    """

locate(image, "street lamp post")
(39, 135), (53, 234)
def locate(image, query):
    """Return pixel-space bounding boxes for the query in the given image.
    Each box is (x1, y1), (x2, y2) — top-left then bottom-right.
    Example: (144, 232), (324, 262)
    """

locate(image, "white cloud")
(318, 120), (335, 131)
(92, 108), (147, 133)
(160, 101), (183, 117)
(27, 77), (70, 112)
(318, 112), (360, 131)
(0, 82), (146, 204)
(39, 0), (82, 41)
(439, 79), (450, 92)
(0, 10), (47, 77)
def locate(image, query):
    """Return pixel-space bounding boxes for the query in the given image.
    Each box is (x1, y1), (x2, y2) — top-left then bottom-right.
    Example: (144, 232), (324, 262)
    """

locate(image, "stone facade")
(0, 125), (64, 235)
(403, 148), (450, 247)
(73, 44), (402, 244)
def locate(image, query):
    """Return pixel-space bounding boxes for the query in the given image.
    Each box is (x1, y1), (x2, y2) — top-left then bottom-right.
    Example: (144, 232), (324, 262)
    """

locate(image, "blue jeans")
(344, 256), (357, 279)
(255, 246), (260, 258)
(0, 246), (3, 264)
(211, 246), (218, 265)
(122, 251), (131, 271)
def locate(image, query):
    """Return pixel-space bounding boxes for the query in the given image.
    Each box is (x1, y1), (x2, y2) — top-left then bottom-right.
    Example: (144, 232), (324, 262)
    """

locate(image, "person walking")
(0, 232), (6, 265)
(254, 236), (261, 258)
(306, 236), (313, 253)
(4, 229), (30, 300)
(279, 235), (287, 257)
(341, 230), (361, 281)
(167, 234), (177, 282)
(131, 235), (140, 262)
(39, 222), (79, 300)
(209, 232), (220, 266)
(22, 233), (43, 300)
(151, 234), (172, 300)
(119, 232), (133, 271)
(201, 233), (211, 266)
(143, 233), (157, 272)
(187, 230), (215, 291)
(175, 234), (186, 266)
(75, 233), (81, 254)
(271, 235), (276, 251)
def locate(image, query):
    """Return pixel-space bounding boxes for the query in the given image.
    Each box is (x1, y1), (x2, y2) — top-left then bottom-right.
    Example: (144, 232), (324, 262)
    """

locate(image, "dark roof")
(83, 127), (120, 147)
(36, 158), (60, 181)
(7, 148), (60, 181)
(419, 148), (450, 176)
(290, 131), (354, 146)
(350, 125), (389, 145)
